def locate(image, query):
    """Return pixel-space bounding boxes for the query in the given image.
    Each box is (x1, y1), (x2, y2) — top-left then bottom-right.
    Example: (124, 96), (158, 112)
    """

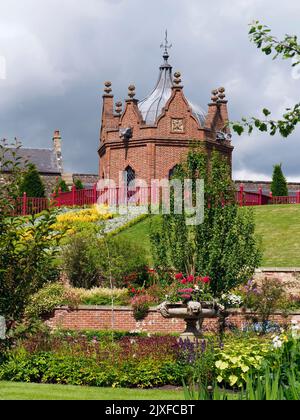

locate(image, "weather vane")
(160, 30), (172, 55)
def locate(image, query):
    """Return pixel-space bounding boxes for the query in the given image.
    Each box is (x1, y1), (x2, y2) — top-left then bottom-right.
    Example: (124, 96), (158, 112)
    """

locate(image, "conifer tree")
(75, 179), (84, 190)
(271, 164), (288, 197)
(19, 164), (46, 198)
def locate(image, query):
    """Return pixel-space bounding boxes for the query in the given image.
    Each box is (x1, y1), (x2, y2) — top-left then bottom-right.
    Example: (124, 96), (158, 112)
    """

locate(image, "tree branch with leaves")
(231, 21), (300, 138)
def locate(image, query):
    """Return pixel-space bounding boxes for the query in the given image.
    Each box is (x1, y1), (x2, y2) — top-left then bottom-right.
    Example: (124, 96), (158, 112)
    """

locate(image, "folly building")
(98, 39), (233, 185)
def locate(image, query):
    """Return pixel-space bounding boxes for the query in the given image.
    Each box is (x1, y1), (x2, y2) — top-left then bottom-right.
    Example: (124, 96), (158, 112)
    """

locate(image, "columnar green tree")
(151, 148), (262, 297)
(19, 164), (46, 198)
(74, 179), (84, 190)
(271, 164), (288, 197)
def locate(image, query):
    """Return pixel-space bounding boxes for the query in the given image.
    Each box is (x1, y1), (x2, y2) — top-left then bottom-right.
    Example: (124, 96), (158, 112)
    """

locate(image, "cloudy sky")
(0, 0), (300, 180)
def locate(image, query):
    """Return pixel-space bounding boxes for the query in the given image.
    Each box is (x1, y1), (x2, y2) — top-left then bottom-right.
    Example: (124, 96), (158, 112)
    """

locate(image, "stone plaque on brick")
(171, 119), (184, 133)
(0, 316), (6, 340)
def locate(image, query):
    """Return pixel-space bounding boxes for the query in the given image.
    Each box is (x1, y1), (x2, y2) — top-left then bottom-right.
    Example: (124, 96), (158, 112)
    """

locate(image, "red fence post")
(57, 187), (62, 207)
(258, 186), (263, 206)
(239, 184), (244, 207)
(22, 192), (27, 216)
(269, 191), (273, 203)
(296, 191), (300, 204)
(93, 183), (97, 205)
(72, 185), (76, 207)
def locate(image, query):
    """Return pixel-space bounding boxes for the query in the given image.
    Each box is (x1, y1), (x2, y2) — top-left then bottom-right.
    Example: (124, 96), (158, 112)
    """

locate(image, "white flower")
(194, 286), (200, 291)
(272, 336), (283, 349)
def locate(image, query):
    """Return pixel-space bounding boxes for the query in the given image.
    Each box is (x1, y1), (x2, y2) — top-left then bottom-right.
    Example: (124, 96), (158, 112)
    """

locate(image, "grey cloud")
(0, 0), (299, 179)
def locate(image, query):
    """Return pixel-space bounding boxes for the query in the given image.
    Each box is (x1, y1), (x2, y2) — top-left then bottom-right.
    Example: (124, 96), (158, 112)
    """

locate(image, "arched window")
(169, 165), (180, 180)
(124, 166), (136, 187)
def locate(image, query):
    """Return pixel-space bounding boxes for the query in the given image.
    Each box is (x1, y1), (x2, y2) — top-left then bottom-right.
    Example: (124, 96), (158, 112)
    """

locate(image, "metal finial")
(160, 29), (172, 62)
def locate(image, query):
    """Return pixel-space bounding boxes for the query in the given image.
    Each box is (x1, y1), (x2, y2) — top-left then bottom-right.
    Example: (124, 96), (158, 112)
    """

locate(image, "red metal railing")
(11, 185), (300, 216)
(12, 193), (50, 216)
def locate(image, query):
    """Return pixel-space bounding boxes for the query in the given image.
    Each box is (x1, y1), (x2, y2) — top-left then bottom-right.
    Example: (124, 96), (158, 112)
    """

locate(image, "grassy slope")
(0, 382), (184, 400)
(254, 205), (300, 267)
(118, 205), (300, 267)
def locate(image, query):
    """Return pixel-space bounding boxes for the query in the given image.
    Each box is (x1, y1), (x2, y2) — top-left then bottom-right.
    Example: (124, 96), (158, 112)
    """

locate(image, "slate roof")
(2, 147), (61, 174)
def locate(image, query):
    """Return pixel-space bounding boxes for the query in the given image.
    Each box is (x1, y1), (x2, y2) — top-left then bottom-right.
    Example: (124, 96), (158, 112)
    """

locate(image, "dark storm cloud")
(0, 0), (299, 179)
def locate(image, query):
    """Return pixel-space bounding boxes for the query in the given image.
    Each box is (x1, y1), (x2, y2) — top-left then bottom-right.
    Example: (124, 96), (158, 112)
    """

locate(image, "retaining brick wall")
(45, 306), (300, 334)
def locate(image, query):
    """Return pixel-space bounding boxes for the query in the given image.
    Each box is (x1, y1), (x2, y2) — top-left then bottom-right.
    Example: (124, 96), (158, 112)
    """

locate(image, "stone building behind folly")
(99, 43), (234, 185)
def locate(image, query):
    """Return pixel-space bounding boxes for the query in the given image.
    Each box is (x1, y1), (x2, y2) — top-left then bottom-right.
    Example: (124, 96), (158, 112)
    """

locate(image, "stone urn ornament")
(158, 300), (219, 340)
(157, 274), (222, 340)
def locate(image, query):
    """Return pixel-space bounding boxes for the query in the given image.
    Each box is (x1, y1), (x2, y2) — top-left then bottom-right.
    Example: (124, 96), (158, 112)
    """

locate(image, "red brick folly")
(98, 34), (234, 185)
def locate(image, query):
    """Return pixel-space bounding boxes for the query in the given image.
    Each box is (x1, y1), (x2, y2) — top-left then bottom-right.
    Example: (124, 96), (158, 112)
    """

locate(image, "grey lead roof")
(138, 52), (206, 127)
(3, 148), (61, 174)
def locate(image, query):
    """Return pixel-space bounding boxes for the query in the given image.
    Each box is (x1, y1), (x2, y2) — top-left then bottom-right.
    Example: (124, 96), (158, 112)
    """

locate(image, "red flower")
(187, 275), (195, 283)
(181, 279), (188, 285)
(175, 273), (184, 280)
(201, 277), (211, 284)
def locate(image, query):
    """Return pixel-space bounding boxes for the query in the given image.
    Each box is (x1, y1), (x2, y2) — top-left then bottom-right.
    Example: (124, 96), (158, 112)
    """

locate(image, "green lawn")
(118, 205), (300, 267)
(254, 204), (300, 267)
(0, 382), (184, 400)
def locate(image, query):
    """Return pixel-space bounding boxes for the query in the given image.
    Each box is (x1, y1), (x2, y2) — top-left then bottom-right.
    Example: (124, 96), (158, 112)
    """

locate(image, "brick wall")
(73, 174), (99, 187)
(99, 85), (233, 184)
(45, 306), (300, 334)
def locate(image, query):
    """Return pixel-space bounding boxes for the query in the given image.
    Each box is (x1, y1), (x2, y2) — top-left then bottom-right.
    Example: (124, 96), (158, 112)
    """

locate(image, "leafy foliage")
(62, 231), (148, 289)
(271, 164), (288, 197)
(240, 278), (288, 332)
(53, 178), (69, 195)
(0, 141), (63, 332)
(151, 149), (261, 297)
(214, 336), (270, 388)
(19, 164), (46, 198)
(74, 179), (84, 190)
(0, 212), (63, 329)
(0, 139), (27, 219)
(231, 21), (300, 138)
(0, 335), (186, 388)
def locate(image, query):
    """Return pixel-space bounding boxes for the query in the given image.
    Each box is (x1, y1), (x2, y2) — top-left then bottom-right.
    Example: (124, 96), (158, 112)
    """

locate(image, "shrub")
(19, 164), (46, 198)
(0, 211), (63, 331)
(150, 149), (262, 297)
(74, 179), (84, 190)
(131, 295), (154, 321)
(240, 278), (288, 332)
(25, 283), (81, 319)
(53, 178), (69, 195)
(214, 336), (271, 388)
(25, 285), (130, 319)
(271, 164), (288, 197)
(25, 283), (65, 319)
(0, 336), (186, 388)
(62, 232), (148, 289)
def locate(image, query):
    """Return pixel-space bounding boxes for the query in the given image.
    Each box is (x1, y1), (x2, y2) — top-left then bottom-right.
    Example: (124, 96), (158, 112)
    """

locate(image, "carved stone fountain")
(158, 301), (219, 341)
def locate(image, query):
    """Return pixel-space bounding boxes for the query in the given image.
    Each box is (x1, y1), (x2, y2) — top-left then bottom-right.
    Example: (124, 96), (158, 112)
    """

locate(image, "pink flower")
(187, 275), (195, 283)
(179, 288), (194, 293)
(181, 294), (192, 300)
(175, 273), (184, 280)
